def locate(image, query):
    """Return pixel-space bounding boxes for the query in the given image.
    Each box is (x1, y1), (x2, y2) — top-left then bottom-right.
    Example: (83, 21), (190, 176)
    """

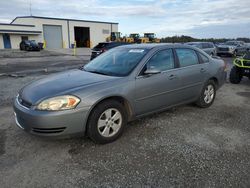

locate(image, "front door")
(135, 49), (181, 115)
(3, 34), (11, 49)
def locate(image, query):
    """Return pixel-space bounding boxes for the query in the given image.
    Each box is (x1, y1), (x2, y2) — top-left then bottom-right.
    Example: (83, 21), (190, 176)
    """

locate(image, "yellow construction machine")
(106, 32), (123, 42)
(140, 33), (160, 43)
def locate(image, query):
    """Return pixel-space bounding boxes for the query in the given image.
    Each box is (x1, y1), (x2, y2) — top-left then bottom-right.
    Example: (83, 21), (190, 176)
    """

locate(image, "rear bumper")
(13, 99), (90, 137)
(218, 71), (227, 89)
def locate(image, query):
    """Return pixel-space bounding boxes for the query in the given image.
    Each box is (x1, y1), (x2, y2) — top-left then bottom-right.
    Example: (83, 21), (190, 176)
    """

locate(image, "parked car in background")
(20, 40), (40, 51)
(217, 41), (249, 56)
(90, 42), (128, 60)
(14, 44), (227, 144)
(186, 42), (217, 56)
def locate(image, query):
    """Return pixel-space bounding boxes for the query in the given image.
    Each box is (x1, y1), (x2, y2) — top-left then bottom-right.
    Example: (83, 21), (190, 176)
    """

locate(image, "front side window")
(176, 49), (199, 67)
(145, 49), (175, 72)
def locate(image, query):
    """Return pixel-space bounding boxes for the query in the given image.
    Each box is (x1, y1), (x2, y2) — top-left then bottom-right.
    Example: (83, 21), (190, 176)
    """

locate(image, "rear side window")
(176, 49), (199, 67)
(146, 49), (175, 72)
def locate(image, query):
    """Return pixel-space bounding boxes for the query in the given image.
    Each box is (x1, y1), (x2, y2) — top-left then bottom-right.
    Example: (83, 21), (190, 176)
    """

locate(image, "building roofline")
(0, 29), (42, 34)
(0, 23), (35, 27)
(11, 16), (119, 25)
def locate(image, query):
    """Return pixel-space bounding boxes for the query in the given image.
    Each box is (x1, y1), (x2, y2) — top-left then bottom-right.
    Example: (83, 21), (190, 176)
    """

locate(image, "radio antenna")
(29, 0), (32, 16)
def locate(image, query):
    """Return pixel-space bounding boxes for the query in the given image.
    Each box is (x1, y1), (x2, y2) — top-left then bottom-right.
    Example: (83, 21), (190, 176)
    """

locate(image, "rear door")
(174, 48), (209, 101)
(135, 49), (182, 115)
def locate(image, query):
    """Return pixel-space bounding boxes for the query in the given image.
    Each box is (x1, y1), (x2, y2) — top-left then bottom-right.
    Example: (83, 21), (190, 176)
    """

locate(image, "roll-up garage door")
(43, 25), (63, 49)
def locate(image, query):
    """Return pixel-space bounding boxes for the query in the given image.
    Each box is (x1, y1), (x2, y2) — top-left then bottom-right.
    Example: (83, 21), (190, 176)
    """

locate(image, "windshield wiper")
(86, 70), (109, 76)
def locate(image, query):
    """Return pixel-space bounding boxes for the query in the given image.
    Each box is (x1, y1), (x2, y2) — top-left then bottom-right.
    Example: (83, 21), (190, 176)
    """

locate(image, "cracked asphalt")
(0, 55), (250, 187)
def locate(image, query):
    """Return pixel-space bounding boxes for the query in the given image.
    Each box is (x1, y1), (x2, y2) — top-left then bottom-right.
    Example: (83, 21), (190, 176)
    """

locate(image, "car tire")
(87, 100), (127, 144)
(229, 66), (242, 84)
(196, 80), (216, 108)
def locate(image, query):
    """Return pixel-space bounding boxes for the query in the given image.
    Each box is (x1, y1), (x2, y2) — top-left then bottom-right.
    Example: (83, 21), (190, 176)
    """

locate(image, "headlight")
(36, 95), (80, 111)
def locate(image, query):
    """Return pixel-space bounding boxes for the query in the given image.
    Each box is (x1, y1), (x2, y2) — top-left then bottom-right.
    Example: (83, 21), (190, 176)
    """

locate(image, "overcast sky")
(0, 0), (250, 38)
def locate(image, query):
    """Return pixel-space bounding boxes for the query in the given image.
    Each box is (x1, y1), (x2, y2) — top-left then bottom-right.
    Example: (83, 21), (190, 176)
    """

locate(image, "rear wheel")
(230, 66), (242, 84)
(196, 80), (216, 108)
(87, 100), (127, 144)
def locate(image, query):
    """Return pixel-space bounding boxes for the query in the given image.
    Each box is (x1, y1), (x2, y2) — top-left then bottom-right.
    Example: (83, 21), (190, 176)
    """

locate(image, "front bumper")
(13, 99), (90, 137)
(217, 50), (234, 55)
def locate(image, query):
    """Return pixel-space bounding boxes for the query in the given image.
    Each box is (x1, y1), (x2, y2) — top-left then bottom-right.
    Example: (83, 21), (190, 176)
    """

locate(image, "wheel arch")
(208, 77), (219, 89)
(84, 95), (134, 134)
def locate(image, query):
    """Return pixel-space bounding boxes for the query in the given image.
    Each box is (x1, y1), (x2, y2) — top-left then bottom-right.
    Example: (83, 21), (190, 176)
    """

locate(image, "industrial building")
(0, 16), (118, 49)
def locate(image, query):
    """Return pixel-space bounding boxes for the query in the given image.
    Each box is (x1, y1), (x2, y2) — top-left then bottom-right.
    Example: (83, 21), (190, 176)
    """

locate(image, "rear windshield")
(94, 43), (108, 49)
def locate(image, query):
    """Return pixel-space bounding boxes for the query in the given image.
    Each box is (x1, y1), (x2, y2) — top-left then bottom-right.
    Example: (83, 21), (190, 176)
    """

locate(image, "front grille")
(32, 127), (66, 134)
(218, 47), (229, 52)
(18, 96), (32, 109)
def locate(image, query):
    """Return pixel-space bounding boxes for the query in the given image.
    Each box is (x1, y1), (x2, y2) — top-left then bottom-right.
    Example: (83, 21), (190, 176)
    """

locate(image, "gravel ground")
(0, 57), (250, 187)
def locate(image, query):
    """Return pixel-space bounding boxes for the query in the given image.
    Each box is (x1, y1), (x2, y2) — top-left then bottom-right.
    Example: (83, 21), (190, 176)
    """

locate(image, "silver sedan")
(14, 44), (227, 143)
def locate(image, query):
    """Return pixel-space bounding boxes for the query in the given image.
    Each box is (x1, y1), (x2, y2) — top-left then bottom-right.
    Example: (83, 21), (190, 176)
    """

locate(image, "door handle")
(200, 68), (206, 73)
(168, 74), (177, 80)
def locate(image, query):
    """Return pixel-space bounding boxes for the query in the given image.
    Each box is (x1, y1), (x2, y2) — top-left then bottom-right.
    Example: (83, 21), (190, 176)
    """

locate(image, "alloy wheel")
(204, 84), (215, 104)
(97, 108), (122, 138)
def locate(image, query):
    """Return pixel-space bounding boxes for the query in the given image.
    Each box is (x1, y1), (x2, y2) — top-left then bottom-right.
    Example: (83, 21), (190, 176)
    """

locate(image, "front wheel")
(196, 80), (216, 108)
(230, 66), (242, 84)
(87, 100), (127, 144)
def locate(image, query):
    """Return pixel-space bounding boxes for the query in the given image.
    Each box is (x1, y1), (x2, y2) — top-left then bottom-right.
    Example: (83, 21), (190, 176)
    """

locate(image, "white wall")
(13, 17), (119, 48)
(0, 34), (3, 49)
(9, 35), (21, 49)
(0, 24), (39, 32)
(69, 21), (118, 47)
(13, 17), (67, 46)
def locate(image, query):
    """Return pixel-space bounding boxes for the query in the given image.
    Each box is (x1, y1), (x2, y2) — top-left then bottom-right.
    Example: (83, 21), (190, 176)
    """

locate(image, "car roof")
(187, 42), (212, 44)
(116, 43), (194, 50)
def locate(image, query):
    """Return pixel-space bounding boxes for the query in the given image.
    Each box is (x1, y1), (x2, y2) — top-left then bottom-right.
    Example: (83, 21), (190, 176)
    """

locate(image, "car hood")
(217, 44), (236, 48)
(19, 69), (117, 105)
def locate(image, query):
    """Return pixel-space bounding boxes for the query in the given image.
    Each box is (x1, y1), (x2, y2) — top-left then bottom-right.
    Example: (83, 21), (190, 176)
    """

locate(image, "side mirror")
(144, 68), (161, 75)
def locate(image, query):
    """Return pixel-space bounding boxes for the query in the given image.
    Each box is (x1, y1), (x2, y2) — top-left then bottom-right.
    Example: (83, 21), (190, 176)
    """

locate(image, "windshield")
(84, 48), (148, 77)
(26, 40), (36, 45)
(225, 41), (238, 46)
(188, 43), (202, 48)
(130, 34), (140, 38)
(145, 34), (155, 39)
